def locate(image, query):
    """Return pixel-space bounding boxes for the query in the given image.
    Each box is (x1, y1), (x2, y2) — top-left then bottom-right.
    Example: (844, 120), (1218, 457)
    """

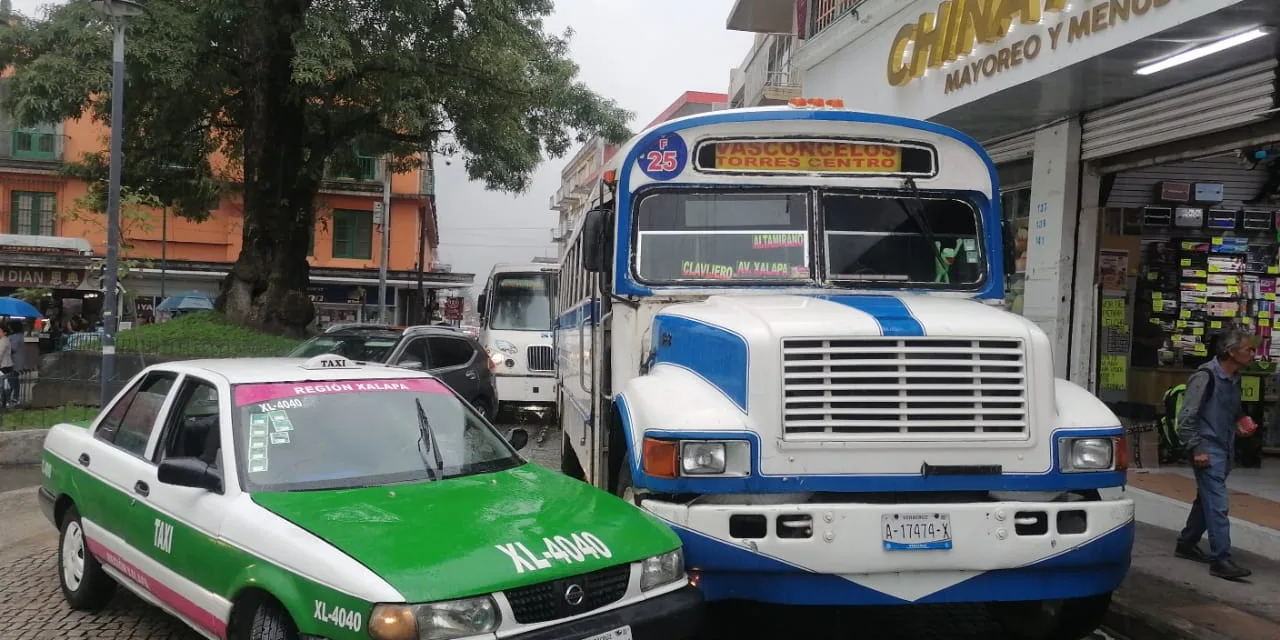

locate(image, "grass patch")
(79, 311), (302, 359)
(0, 405), (98, 431)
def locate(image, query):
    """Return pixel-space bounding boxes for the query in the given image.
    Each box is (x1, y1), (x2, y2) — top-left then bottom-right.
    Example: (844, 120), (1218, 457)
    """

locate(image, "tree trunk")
(217, 0), (317, 338)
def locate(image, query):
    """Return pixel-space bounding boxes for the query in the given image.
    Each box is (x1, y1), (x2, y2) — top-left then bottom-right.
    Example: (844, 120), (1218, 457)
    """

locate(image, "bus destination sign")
(695, 139), (935, 177)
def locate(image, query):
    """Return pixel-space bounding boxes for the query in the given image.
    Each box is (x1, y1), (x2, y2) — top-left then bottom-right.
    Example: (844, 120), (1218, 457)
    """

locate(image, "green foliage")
(0, 405), (98, 431)
(68, 311), (301, 358)
(11, 288), (49, 304)
(118, 311), (302, 357)
(0, 0), (633, 199)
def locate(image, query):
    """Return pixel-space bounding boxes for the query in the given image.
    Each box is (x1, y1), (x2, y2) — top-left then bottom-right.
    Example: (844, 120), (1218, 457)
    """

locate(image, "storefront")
(793, 0), (1279, 380)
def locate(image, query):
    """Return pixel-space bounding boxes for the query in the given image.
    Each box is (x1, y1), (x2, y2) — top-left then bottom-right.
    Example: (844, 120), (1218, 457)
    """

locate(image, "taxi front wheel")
(57, 505), (117, 611)
(242, 600), (300, 640)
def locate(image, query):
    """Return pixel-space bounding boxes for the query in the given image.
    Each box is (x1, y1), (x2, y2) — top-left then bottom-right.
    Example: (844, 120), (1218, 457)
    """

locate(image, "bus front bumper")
(496, 375), (557, 405)
(641, 497), (1135, 605)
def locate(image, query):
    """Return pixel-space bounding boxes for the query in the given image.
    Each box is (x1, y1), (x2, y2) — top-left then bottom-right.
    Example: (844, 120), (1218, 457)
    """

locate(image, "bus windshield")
(488, 273), (554, 331)
(633, 189), (984, 288)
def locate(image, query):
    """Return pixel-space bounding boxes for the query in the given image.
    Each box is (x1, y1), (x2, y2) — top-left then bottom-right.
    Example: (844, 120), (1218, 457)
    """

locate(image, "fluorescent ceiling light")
(1137, 28), (1269, 76)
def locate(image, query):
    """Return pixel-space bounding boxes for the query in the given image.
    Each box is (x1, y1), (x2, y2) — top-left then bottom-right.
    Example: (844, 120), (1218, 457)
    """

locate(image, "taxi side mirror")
(506, 428), (529, 451)
(158, 457), (223, 493)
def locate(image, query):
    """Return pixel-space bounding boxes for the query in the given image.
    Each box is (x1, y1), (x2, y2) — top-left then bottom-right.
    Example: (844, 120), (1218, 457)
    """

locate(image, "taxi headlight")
(680, 442), (726, 475)
(1059, 437), (1114, 472)
(640, 548), (685, 591)
(369, 596), (500, 640)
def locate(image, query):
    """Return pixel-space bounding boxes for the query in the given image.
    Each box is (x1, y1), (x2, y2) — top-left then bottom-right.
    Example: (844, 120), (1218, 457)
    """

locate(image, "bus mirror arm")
(1001, 220), (1017, 279)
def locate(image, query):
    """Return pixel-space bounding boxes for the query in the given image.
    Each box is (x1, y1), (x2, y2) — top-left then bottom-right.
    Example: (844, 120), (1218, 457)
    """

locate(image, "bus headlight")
(369, 596), (500, 640)
(680, 442), (726, 475)
(1059, 437), (1122, 472)
(493, 340), (518, 356)
(640, 548), (685, 591)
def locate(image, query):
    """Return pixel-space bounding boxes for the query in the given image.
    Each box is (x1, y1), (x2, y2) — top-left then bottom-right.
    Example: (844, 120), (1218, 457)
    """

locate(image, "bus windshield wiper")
(898, 177), (951, 283)
(415, 398), (444, 477)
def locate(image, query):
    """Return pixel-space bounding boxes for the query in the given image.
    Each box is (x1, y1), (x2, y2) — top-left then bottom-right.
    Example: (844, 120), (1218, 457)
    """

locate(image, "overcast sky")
(8, 0), (751, 294)
(436, 0), (750, 293)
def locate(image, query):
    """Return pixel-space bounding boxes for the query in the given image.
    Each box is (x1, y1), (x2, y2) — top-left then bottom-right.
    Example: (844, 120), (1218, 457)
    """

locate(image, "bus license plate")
(881, 512), (953, 551)
(581, 625), (632, 640)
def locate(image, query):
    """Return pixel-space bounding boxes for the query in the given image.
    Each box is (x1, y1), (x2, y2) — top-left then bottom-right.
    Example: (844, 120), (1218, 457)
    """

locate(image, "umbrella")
(156, 290), (215, 312)
(0, 296), (43, 319)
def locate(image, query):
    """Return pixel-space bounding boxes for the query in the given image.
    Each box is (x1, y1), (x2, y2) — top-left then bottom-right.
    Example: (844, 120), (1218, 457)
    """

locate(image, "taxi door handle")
(77, 453), (90, 467)
(133, 481), (150, 497)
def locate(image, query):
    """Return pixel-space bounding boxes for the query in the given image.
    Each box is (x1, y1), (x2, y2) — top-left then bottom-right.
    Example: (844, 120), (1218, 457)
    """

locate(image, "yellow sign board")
(710, 141), (905, 174)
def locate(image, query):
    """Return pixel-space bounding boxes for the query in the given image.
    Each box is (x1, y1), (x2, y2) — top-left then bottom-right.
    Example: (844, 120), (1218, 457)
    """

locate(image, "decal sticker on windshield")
(680, 261), (734, 280)
(267, 409), (294, 432)
(247, 420), (270, 472)
(269, 431), (290, 445)
(752, 233), (805, 249)
(495, 532), (614, 574)
(234, 378), (449, 407)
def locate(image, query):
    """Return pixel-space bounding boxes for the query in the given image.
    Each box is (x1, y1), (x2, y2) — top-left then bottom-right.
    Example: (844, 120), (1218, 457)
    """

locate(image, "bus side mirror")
(582, 207), (611, 273)
(477, 293), (487, 315)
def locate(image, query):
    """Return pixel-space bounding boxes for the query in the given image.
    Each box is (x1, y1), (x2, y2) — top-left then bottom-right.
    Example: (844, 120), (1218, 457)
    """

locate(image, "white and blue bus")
(555, 100), (1134, 637)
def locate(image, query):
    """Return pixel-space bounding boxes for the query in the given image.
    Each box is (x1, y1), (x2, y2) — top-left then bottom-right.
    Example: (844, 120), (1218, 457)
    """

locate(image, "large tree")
(0, 0), (630, 337)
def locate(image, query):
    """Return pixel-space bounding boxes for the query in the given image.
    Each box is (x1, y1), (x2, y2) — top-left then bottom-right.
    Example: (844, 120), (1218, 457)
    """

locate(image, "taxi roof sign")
(301, 354), (358, 370)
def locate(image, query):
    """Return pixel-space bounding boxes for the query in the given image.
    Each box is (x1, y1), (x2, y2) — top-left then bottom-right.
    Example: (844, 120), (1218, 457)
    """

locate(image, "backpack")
(1159, 371), (1215, 456)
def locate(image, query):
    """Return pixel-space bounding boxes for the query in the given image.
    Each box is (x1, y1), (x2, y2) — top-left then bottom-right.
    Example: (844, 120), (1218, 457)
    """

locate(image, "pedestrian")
(7, 320), (24, 406)
(1174, 329), (1257, 580)
(0, 325), (13, 411)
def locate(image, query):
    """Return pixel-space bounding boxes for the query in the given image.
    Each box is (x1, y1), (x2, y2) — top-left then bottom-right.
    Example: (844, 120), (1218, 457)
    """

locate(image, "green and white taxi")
(38, 354), (700, 640)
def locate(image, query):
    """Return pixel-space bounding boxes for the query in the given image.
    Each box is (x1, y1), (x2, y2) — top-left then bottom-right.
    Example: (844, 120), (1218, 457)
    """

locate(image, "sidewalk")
(1122, 465), (1280, 559)
(1110, 522), (1280, 640)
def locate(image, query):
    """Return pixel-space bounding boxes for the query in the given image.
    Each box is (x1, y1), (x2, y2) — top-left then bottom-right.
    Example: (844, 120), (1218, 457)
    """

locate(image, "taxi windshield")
(230, 378), (522, 492)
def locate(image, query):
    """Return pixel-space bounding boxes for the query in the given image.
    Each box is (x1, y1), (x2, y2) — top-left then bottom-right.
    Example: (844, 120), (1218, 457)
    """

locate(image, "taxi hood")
(250, 463), (680, 603)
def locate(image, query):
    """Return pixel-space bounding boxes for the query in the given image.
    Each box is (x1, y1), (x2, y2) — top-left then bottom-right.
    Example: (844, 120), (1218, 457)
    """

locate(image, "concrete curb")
(1128, 486), (1280, 560)
(0, 428), (47, 465)
(1106, 594), (1231, 640)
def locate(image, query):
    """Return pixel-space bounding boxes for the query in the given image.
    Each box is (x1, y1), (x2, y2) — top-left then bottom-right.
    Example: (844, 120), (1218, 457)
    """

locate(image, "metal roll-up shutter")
(1082, 59), (1278, 161)
(1104, 153), (1270, 209)
(983, 129), (1036, 165)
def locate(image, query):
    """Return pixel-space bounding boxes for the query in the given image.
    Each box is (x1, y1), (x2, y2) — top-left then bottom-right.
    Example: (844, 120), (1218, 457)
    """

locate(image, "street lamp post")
(90, 0), (145, 407)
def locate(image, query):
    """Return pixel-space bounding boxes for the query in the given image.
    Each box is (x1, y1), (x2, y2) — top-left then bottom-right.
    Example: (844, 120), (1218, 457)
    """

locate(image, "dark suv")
(289, 325), (499, 418)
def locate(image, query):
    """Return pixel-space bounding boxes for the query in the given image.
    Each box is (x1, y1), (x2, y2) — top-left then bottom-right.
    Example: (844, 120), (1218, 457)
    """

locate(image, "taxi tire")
(57, 506), (117, 612)
(986, 592), (1112, 640)
(246, 600), (299, 640)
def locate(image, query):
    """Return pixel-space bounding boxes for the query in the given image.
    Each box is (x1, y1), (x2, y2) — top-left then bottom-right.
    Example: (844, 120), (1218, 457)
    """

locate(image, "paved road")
(0, 424), (1120, 639)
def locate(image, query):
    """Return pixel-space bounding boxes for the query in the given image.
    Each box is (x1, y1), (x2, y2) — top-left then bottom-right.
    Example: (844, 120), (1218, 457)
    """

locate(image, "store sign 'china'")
(887, 0), (1175, 93)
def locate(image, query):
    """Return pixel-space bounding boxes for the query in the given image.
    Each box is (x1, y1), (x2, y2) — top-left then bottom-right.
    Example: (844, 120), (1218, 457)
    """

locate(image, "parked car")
(38, 355), (701, 640)
(289, 325), (498, 419)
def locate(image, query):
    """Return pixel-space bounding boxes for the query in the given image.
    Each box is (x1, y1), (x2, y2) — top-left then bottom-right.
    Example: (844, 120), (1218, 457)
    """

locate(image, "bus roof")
(602, 105), (997, 199)
(487, 263), (560, 277)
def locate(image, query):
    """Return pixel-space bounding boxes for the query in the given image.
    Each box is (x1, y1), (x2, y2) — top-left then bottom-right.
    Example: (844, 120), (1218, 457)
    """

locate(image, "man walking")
(1175, 329), (1256, 580)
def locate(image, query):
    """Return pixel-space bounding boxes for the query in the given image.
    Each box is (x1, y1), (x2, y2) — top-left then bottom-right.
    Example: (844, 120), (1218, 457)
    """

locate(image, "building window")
(331, 209), (373, 259)
(329, 154), (379, 181)
(11, 128), (58, 161)
(10, 191), (55, 236)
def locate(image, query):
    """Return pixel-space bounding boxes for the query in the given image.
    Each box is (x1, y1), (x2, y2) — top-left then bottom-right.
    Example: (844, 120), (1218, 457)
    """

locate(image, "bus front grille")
(527, 345), (555, 372)
(781, 337), (1029, 441)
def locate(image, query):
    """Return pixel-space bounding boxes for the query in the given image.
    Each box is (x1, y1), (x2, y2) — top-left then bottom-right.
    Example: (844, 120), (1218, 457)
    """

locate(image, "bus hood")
(652, 293), (1045, 343)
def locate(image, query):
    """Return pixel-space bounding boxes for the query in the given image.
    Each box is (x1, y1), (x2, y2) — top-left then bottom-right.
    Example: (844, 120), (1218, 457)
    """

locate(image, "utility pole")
(91, 0), (144, 407)
(377, 155), (391, 324)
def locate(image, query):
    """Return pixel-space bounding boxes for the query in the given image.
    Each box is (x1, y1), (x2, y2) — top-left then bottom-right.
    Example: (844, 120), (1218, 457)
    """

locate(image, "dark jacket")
(1176, 358), (1243, 456)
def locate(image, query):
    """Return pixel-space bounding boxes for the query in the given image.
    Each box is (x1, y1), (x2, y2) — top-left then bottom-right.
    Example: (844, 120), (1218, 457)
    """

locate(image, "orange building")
(0, 96), (472, 332)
